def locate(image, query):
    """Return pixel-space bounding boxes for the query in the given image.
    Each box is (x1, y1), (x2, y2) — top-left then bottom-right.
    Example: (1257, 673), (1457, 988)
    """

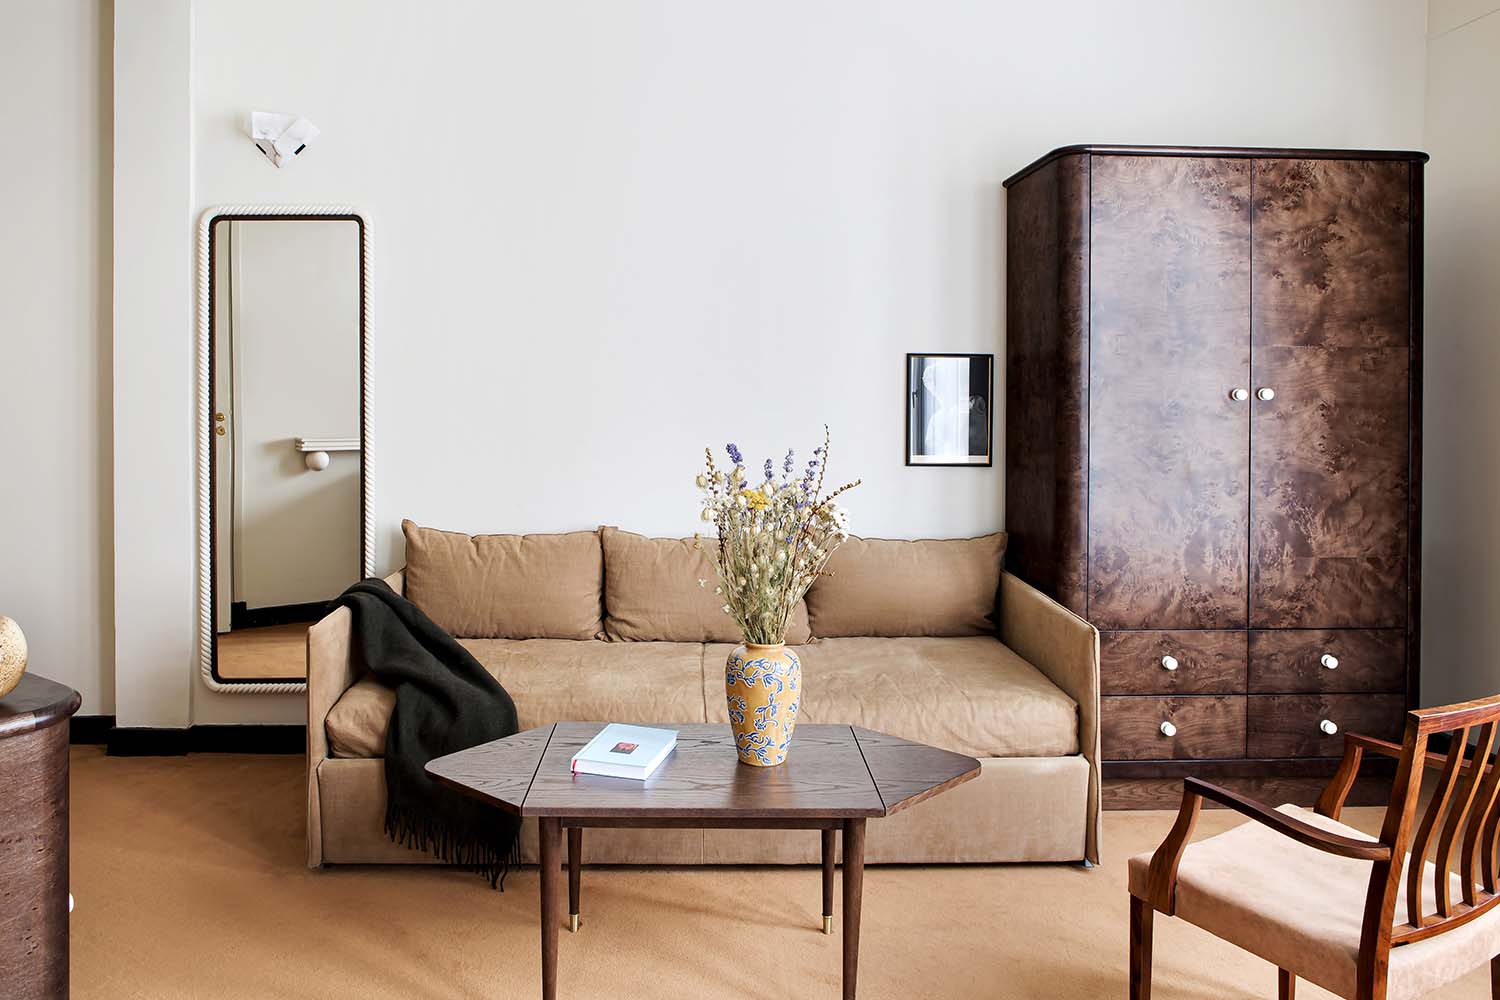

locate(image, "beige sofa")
(307, 524), (1101, 868)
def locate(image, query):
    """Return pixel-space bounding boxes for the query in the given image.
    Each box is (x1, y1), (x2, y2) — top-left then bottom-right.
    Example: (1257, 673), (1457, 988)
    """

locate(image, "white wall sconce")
(250, 111), (319, 168)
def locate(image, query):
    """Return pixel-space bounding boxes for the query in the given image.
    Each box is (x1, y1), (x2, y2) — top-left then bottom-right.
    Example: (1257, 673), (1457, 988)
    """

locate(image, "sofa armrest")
(306, 569), (403, 866)
(998, 570), (1101, 864)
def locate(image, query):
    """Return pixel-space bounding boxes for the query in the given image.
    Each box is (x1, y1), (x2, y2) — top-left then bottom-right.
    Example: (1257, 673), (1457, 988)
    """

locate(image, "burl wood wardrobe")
(1003, 145), (1426, 798)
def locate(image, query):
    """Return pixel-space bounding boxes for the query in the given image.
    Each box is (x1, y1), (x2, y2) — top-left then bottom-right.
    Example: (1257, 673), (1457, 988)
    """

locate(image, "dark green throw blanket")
(333, 578), (521, 888)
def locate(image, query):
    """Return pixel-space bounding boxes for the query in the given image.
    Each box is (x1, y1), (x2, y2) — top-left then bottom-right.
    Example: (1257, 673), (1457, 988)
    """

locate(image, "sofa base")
(313, 753), (1092, 866)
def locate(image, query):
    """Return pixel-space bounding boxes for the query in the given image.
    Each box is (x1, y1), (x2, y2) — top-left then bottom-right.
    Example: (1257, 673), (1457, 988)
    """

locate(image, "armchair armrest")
(1145, 777), (1391, 914)
(306, 569), (403, 866)
(998, 571), (1101, 864)
(1315, 729), (1492, 822)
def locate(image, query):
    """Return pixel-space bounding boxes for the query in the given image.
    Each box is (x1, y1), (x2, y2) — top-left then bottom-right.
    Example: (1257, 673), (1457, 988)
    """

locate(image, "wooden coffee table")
(427, 722), (979, 999)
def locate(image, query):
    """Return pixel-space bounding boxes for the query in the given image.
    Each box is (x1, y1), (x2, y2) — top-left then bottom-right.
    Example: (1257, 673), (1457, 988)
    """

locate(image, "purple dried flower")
(783, 449), (795, 474)
(726, 443), (743, 465)
(763, 458), (774, 481)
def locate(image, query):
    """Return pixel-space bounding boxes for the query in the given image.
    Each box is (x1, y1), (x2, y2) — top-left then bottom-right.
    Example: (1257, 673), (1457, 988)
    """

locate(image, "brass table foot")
(569, 913), (580, 934)
(823, 915), (834, 935)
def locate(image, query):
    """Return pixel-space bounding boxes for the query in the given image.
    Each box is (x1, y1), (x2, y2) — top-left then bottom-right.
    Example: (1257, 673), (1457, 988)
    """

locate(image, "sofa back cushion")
(401, 519), (603, 639)
(805, 533), (1007, 637)
(601, 526), (811, 644)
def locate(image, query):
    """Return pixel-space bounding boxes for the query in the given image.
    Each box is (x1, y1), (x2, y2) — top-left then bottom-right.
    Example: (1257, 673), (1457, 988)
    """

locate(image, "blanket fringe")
(385, 804), (521, 890)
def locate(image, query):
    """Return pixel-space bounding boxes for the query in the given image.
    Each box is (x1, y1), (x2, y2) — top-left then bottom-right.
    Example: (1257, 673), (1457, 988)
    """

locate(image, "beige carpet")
(69, 747), (1493, 999)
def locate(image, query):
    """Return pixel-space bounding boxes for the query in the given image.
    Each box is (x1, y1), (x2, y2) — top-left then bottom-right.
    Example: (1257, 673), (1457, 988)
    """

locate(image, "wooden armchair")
(1129, 696), (1500, 1000)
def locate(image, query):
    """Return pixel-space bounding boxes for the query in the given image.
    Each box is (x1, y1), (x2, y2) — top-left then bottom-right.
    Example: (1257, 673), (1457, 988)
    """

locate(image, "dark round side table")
(1, 673), (82, 999)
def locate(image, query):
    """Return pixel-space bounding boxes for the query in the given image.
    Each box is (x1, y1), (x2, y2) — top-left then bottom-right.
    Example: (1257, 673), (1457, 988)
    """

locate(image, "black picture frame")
(905, 353), (994, 467)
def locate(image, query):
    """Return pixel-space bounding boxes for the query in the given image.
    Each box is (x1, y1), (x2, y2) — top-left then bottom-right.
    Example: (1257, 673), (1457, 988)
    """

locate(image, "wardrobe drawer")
(1101, 631), (1246, 695)
(1102, 696), (1246, 761)
(1248, 630), (1405, 694)
(1247, 694), (1406, 758)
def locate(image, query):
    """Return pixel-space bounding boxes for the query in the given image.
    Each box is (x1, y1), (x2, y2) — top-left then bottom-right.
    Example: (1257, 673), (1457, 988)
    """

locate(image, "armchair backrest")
(1319, 696), (1500, 991)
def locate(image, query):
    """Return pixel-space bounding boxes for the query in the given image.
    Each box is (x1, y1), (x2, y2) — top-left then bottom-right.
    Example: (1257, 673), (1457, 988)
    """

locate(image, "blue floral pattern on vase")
(725, 643), (801, 766)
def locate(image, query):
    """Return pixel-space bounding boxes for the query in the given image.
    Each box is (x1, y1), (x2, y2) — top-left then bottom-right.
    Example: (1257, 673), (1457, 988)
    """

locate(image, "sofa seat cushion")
(325, 639), (707, 758)
(703, 636), (1077, 759)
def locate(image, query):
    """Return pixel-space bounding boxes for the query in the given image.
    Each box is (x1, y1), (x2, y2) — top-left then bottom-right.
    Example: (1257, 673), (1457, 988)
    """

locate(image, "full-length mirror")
(198, 211), (370, 689)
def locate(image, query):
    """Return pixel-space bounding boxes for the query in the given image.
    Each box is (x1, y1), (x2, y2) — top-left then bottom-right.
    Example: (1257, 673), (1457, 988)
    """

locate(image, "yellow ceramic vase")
(725, 643), (801, 766)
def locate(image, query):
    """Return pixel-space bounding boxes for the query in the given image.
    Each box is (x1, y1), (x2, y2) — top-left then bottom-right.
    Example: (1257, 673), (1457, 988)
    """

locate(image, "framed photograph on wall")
(906, 353), (994, 466)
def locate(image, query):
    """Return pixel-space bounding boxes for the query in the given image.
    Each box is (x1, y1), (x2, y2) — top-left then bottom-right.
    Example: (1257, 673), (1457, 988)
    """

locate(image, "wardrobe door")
(1249, 160), (1411, 629)
(1088, 156), (1252, 629)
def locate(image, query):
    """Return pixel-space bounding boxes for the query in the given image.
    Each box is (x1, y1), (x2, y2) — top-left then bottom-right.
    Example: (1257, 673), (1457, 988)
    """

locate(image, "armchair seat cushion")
(704, 636), (1078, 759)
(1127, 804), (1500, 1000)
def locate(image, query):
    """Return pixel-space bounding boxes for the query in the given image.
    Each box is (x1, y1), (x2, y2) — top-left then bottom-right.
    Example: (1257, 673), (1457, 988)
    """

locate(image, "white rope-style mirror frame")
(196, 205), (374, 694)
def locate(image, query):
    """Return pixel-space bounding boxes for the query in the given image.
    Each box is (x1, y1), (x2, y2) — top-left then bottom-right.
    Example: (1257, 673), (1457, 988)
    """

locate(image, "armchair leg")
(1490, 955), (1499, 999)
(1129, 895), (1153, 1000)
(1280, 968), (1295, 999)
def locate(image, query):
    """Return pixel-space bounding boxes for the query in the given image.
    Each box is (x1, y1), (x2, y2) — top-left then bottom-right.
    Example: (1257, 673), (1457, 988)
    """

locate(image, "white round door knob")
(1320, 653), (1339, 670)
(1256, 387), (1276, 401)
(1229, 388), (1250, 402)
(1160, 721), (1177, 737)
(304, 450), (331, 471)
(1161, 655), (1179, 671)
(1319, 719), (1338, 736)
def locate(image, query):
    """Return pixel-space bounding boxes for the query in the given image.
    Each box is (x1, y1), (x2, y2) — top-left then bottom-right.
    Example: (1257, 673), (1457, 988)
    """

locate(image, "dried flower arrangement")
(695, 427), (860, 645)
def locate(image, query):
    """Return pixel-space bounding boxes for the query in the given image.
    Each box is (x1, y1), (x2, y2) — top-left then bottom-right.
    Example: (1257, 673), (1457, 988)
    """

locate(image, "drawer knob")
(1256, 387), (1276, 401)
(1159, 721), (1177, 737)
(1319, 719), (1338, 736)
(1161, 655), (1179, 671)
(1320, 653), (1339, 670)
(1229, 388), (1250, 402)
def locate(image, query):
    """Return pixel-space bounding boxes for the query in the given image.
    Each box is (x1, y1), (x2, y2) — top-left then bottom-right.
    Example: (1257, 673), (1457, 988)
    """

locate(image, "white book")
(570, 724), (678, 781)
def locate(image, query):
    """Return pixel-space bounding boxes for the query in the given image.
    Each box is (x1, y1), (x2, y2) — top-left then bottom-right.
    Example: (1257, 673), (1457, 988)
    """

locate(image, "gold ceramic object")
(0, 615), (27, 699)
(725, 642), (801, 766)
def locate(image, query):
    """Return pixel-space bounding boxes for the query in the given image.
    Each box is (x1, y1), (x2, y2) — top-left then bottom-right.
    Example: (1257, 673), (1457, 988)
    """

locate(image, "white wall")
(1422, 0), (1500, 706)
(0, 0), (114, 713)
(192, 0), (1426, 562)
(102, 0), (1436, 724)
(113, 0), (196, 728)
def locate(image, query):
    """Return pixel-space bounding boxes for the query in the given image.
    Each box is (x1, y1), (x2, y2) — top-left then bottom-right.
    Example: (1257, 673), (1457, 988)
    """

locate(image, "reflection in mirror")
(210, 217), (364, 683)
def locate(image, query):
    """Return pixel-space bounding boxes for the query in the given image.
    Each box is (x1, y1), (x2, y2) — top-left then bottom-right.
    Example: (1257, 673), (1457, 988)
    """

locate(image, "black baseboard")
(230, 600), (329, 630)
(71, 714), (116, 745)
(103, 724), (306, 756)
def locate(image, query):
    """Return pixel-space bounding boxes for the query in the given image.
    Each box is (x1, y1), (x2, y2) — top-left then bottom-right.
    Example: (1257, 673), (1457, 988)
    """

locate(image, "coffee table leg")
(539, 817), (561, 1000)
(821, 828), (836, 934)
(842, 818), (865, 1000)
(567, 827), (582, 933)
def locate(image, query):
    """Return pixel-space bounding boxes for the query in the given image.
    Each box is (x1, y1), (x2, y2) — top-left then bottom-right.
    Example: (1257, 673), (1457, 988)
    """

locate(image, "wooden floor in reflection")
(216, 623), (307, 680)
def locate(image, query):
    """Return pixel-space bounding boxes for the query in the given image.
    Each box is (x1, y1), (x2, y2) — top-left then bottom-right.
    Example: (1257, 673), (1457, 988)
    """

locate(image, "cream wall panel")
(1422, 7), (1500, 706)
(0, 0), (113, 713)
